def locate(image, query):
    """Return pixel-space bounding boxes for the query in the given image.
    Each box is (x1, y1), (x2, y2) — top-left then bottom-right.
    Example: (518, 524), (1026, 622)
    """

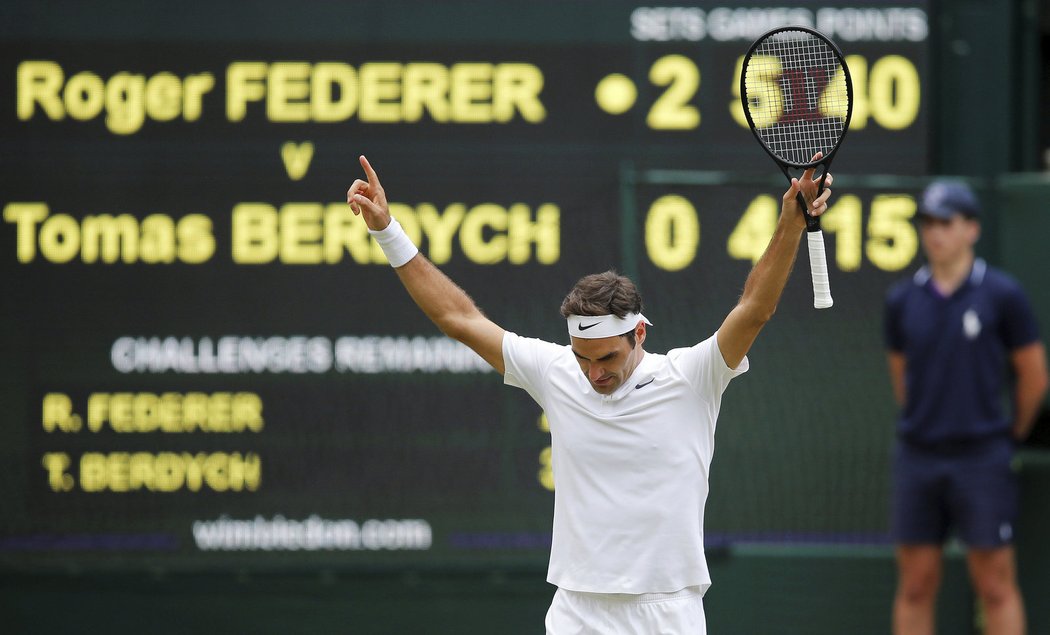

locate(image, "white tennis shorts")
(545, 586), (706, 634)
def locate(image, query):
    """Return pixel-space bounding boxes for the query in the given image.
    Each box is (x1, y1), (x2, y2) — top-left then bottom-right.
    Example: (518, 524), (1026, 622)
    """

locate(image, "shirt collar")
(913, 257), (986, 291)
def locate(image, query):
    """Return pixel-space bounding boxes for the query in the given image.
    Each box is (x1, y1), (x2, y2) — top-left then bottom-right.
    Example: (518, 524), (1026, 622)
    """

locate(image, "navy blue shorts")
(891, 437), (1018, 548)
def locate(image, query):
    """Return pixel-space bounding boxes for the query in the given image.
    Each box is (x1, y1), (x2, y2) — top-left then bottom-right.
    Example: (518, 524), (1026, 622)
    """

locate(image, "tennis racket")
(739, 26), (853, 309)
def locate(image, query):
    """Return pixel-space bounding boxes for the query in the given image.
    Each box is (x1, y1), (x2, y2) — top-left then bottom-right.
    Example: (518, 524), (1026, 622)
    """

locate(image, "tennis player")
(348, 154), (833, 633)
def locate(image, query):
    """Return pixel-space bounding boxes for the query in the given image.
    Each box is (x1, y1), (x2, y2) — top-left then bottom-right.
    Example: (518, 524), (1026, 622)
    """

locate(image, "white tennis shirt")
(502, 331), (748, 595)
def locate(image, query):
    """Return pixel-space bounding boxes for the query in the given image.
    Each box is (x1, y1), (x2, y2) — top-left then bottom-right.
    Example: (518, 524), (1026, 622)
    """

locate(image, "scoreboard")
(1, 1), (928, 570)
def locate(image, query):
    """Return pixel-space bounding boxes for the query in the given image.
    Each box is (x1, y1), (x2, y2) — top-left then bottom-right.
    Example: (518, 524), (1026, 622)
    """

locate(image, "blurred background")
(2, 1), (1049, 633)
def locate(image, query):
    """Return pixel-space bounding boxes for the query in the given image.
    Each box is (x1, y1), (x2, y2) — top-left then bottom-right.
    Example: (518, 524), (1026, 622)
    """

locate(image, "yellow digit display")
(733, 54), (784, 129)
(726, 194), (777, 265)
(645, 194), (700, 271)
(730, 54), (921, 132)
(866, 194), (918, 271)
(868, 56), (921, 130)
(657, 192), (920, 273)
(819, 195), (863, 271)
(646, 55), (700, 130)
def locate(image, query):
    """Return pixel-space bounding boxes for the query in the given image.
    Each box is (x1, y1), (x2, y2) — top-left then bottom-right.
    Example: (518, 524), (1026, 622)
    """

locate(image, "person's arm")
(886, 351), (906, 407)
(347, 155), (506, 374)
(716, 162), (833, 369)
(1010, 340), (1049, 441)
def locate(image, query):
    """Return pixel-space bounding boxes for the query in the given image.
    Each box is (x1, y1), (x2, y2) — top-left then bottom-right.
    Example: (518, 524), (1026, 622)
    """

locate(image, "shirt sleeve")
(999, 281), (1041, 350)
(502, 332), (564, 404)
(667, 333), (748, 398)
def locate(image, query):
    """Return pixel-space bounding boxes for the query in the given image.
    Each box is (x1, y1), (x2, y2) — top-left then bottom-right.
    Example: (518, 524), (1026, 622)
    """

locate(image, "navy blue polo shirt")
(884, 259), (1040, 445)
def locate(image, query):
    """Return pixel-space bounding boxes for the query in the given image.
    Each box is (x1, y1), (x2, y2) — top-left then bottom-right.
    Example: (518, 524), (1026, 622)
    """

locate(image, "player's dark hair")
(560, 271), (643, 346)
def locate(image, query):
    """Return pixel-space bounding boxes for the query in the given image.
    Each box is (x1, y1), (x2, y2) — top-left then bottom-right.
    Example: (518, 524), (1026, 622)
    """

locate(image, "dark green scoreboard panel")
(1, 1), (928, 570)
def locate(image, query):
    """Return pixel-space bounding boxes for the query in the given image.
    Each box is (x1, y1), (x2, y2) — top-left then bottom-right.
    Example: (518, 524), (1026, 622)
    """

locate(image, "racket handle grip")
(807, 230), (834, 309)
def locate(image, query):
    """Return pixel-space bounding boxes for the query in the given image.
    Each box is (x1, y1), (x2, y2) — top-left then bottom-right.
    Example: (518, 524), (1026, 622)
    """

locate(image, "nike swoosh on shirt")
(578, 322), (601, 331)
(635, 378), (655, 389)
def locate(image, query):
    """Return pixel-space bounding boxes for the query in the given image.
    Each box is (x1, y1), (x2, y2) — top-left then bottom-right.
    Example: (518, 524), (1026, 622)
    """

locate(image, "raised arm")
(348, 155), (506, 374)
(716, 160), (833, 369)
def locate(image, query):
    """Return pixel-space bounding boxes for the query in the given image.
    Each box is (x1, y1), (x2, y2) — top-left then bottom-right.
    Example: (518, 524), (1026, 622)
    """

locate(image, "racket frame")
(739, 25), (853, 230)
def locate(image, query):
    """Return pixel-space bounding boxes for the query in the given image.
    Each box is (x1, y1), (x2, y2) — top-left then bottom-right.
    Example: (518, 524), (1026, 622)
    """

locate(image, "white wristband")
(368, 217), (419, 268)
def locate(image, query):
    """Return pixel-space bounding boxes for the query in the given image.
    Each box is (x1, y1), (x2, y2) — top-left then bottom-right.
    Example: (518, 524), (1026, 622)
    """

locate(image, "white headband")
(566, 312), (652, 339)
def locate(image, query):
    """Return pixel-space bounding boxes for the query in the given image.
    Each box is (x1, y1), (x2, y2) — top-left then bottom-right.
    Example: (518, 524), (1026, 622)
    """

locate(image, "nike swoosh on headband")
(567, 312), (651, 339)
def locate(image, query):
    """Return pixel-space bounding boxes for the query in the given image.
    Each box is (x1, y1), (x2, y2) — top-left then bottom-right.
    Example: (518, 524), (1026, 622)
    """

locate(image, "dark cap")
(919, 180), (981, 220)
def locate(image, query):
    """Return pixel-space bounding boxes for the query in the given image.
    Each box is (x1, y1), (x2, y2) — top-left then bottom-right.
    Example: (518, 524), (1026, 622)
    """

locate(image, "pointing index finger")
(802, 151), (823, 181)
(359, 155), (382, 189)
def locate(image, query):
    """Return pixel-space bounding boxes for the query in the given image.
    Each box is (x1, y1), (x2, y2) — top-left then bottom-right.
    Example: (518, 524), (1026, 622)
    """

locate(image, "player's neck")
(623, 348), (646, 382)
(929, 251), (975, 296)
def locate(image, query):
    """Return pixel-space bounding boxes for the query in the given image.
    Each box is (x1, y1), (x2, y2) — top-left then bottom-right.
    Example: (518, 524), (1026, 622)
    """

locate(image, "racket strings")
(744, 31), (848, 166)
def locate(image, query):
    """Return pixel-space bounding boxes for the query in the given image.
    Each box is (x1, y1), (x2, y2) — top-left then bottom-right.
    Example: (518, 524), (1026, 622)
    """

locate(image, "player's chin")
(590, 378), (618, 393)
